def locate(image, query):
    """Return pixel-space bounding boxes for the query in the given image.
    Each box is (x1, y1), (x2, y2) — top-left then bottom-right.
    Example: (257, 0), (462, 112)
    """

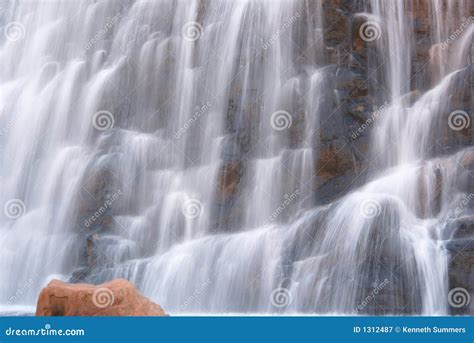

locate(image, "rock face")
(36, 279), (166, 316)
(447, 217), (474, 316)
(44, 1), (470, 315)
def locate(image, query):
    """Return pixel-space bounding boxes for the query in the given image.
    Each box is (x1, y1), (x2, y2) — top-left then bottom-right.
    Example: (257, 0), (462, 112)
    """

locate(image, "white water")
(0, 0), (471, 315)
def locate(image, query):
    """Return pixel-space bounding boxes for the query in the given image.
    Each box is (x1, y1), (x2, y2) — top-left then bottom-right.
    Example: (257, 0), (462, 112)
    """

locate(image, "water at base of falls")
(0, 0), (472, 315)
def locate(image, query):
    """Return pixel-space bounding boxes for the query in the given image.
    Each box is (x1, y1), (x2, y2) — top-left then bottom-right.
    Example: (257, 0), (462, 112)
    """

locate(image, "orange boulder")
(36, 279), (166, 316)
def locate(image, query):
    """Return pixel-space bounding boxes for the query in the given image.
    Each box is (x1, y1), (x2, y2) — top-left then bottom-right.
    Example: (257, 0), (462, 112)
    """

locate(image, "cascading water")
(0, 0), (472, 315)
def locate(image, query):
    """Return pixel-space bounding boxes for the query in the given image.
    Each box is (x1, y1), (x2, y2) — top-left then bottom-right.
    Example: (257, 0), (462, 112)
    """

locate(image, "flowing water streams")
(0, 0), (472, 315)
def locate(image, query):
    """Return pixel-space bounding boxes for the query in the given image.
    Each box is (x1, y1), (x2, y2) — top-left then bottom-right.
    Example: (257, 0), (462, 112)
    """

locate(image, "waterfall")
(0, 0), (472, 315)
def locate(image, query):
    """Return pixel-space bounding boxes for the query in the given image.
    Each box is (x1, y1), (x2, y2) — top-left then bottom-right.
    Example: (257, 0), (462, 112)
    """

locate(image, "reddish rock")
(460, 149), (474, 170)
(316, 144), (353, 184)
(216, 162), (241, 201)
(429, 43), (450, 83)
(322, 0), (350, 47)
(36, 279), (166, 316)
(415, 164), (443, 218)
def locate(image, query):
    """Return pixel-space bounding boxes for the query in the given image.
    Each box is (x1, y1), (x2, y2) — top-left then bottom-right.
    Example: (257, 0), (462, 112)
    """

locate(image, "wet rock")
(322, 0), (350, 48)
(410, 0), (431, 35)
(449, 216), (474, 241)
(456, 149), (474, 191)
(334, 68), (375, 130)
(415, 164), (443, 218)
(68, 267), (90, 284)
(357, 202), (421, 315)
(447, 240), (474, 315)
(351, 15), (372, 53)
(446, 214), (473, 315)
(400, 90), (422, 106)
(341, 76), (369, 98)
(211, 155), (245, 232)
(36, 279), (166, 316)
(428, 43), (450, 84)
(315, 138), (368, 204)
(77, 168), (122, 234)
(317, 68), (373, 196)
(216, 162), (242, 202)
(316, 139), (353, 184)
(459, 149), (474, 170)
